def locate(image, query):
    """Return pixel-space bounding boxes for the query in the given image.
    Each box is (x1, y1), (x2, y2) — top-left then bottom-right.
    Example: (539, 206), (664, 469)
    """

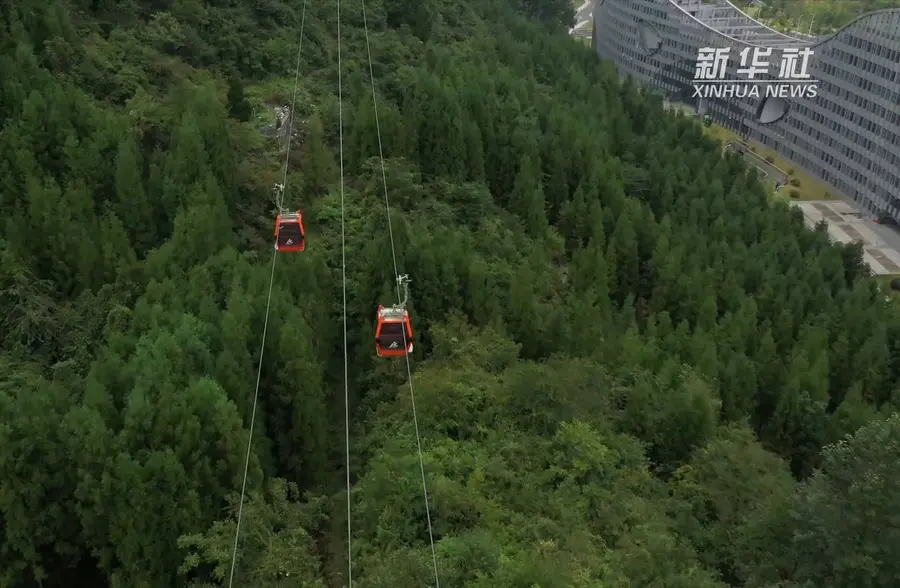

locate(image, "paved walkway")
(571, 0), (592, 34)
(726, 142), (788, 188)
(791, 200), (900, 275)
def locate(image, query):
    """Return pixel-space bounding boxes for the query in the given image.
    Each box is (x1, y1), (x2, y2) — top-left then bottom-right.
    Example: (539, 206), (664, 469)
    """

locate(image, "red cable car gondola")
(375, 304), (414, 357)
(375, 275), (414, 358)
(274, 210), (306, 252)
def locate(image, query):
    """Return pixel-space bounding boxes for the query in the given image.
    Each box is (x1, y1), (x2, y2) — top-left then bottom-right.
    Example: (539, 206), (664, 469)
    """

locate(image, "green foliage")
(737, 414), (900, 587)
(226, 76), (253, 123)
(179, 479), (327, 587)
(2, 0), (900, 585)
(736, 0), (900, 34)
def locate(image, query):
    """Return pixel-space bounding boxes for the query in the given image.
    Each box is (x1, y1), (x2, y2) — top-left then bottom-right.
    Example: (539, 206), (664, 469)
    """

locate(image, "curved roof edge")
(719, 0), (812, 44)
(665, 0), (800, 47)
(807, 8), (900, 47)
(665, 0), (900, 49)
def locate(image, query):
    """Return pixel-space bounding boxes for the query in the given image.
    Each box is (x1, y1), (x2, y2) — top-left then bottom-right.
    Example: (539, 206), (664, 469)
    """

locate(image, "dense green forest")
(3, 0), (900, 585)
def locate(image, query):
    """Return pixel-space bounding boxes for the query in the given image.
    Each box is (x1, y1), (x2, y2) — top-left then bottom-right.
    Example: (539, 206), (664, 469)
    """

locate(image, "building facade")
(592, 0), (900, 223)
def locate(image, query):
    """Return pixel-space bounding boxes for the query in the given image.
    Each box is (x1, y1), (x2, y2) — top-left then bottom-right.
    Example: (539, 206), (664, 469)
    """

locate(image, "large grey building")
(592, 0), (900, 223)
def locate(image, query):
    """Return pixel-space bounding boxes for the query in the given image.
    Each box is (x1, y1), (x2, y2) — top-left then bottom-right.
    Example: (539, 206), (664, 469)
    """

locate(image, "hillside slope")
(2, 0), (900, 586)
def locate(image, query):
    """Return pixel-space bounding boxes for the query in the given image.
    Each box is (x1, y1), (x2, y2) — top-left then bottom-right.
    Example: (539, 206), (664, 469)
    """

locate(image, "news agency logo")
(691, 47), (818, 99)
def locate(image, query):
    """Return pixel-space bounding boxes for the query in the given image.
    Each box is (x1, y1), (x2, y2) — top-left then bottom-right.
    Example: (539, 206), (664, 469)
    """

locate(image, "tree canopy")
(2, 0), (900, 586)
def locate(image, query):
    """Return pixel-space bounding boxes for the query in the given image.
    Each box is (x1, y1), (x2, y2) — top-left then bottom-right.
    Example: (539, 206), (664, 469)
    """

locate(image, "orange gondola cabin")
(375, 304), (414, 357)
(274, 210), (306, 252)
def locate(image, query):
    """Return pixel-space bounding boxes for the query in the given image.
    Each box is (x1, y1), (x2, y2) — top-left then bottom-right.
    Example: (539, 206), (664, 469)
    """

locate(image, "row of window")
(824, 47), (900, 85)
(841, 31), (900, 64)
(771, 128), (899, 216)
(817, 76), (900, 127)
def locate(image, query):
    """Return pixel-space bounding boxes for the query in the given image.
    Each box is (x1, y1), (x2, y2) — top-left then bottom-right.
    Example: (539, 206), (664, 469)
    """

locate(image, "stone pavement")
(791, 200), (900, 275)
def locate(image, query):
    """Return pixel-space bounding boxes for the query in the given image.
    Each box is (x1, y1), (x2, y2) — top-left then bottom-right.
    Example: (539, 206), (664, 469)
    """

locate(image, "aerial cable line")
(359, 1), (441, 586)
(336, 0), (354, 585)
(276, 2), (308, 212)
(226, 1), (308, 585)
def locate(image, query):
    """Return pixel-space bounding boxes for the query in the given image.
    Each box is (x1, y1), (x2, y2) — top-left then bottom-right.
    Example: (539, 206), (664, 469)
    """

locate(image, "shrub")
(790, 189), (800, 198)
(765, 155), (775, 163)
(790, 178), (801, 187)
(787, 168), (794, 175)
